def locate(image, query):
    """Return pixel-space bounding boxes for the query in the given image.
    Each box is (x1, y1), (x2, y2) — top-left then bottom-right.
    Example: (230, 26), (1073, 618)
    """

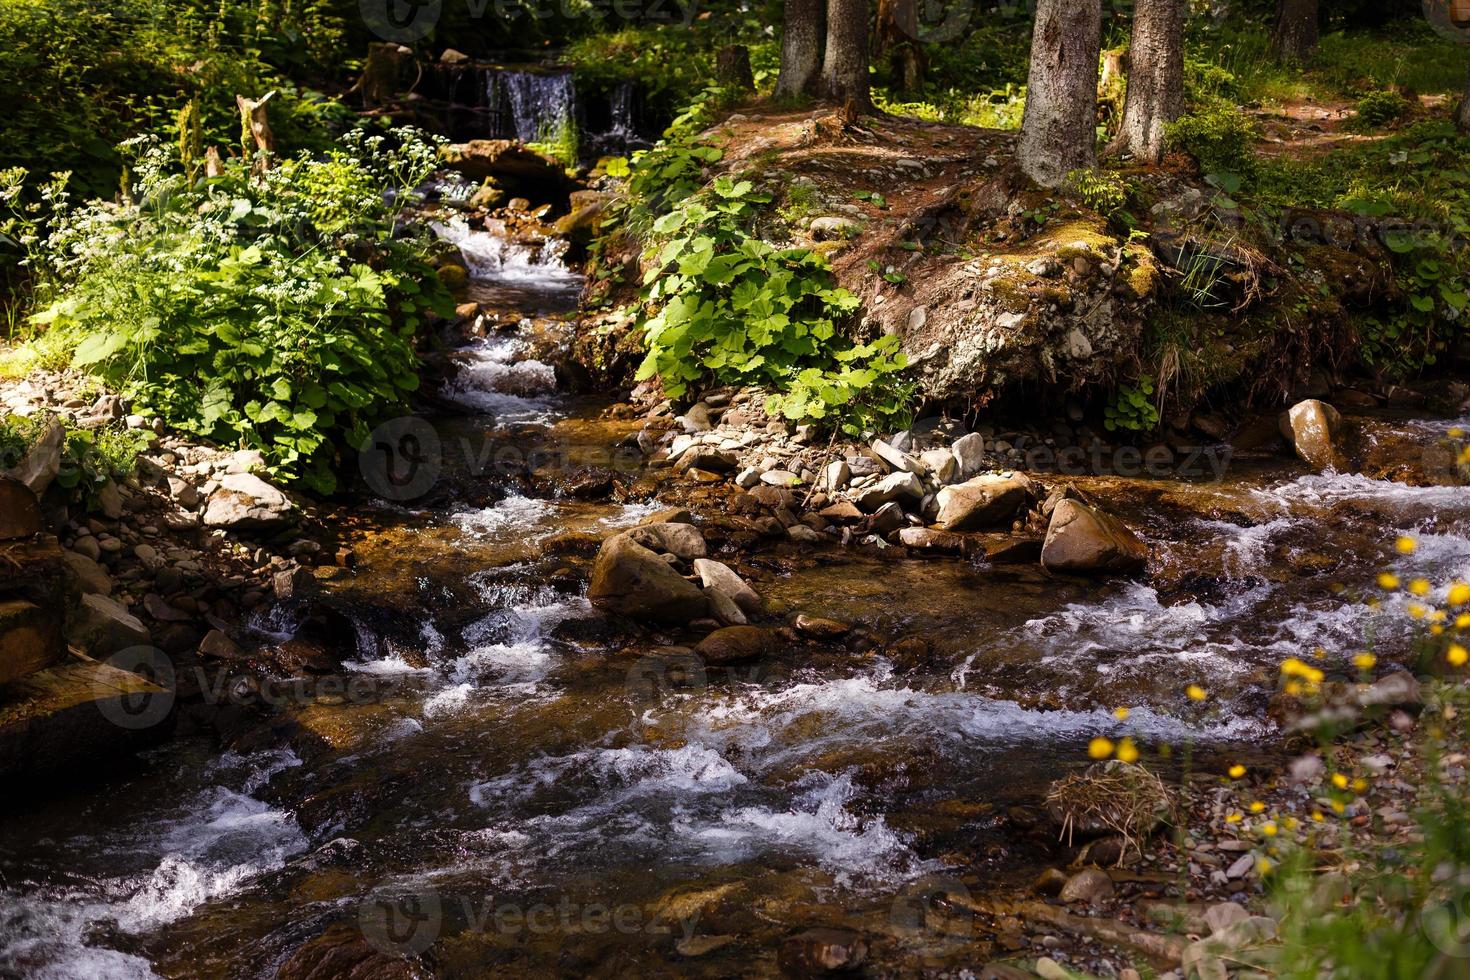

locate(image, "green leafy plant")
(1165, 100), (1259, 177)
(633, 172), (911, 435)
(1065, 168), (1130, 220)
(0, 412), (149, 509)
(1352, 90), (1411, 131)
(12, 126), (453, 493)
(1103, 376), (1160, 432)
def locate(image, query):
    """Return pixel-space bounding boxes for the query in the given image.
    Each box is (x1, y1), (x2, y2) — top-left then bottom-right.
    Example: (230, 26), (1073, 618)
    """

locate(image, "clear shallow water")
(3, 226), (1467, 975)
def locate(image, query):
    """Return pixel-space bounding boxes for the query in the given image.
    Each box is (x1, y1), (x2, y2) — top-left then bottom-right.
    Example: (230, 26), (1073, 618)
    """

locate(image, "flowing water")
(2, 226), (1468, 977)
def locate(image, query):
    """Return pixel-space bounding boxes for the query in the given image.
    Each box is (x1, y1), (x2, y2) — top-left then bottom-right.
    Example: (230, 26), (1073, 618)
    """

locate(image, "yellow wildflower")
(1262, 821), (1278, 836)
(1186, 684), (1207, 702)
(1249, 801), (1266, 813)
(1378, 572), (1401, 590)
(1088, 737), (1115, 760)
(1258, 858), (1273, 874)
(1228, 764), (1247, 779)
(1450, 583), (1470, 607)
(1113, 707), (1130, 721)
(1352, 778), (1368, 792)
(1116, 738), (1139, 764)
(1409, 578), (1432, 597)
(1395, 536), (1418, 554)
(1409, 604), (1427, 620)
(1449, 644), (1468, 667)
(1353, 652), (1377, 671)
(1456, 613), (1470, 629)
(1332, 773), (1349, 789)
(1226, 812), (1242, 823)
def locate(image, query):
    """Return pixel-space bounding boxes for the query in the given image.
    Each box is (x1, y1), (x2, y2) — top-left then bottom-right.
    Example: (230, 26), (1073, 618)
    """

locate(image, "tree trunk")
(776, 0), (825, 98)
(1110, 0), (1185, 164)
(1459, 67), (1470, 135)
(1018, 0), (1102, 188)
(820, 0), (871, 109)
(1272, 0), (1318, 63)
(716, 44), (756, 93)
(235, 91), (277, 170)
(877, 0), (924, 91)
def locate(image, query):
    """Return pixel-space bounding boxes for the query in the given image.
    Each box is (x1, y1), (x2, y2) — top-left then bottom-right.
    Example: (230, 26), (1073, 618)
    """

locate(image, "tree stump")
(235, 91), (277, 170)
(716, 45), (755, 93)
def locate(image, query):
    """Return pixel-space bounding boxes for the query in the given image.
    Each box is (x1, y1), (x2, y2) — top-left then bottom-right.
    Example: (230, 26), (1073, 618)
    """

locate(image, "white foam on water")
(431, 217), (581, 288)
(446, 584), (594, 693)
(439, 335), (559, 422)
(0, 751), (306, 979)
(1194, 515), (1304, 578)
(452, 494), (556, 540)
(1254, 472), (1470, 517)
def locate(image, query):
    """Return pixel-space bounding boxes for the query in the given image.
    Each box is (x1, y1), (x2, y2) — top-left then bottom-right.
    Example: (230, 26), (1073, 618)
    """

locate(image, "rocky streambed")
(1, 218), (1468, 979)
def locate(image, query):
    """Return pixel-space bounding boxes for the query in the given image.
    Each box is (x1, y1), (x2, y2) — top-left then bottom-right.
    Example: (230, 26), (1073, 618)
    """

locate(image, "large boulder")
(589, 534), (709, 624)
(1041, 499), (1148, 575)
(852, 472), (924, 512)
(202, 473), (295, 530)
(1281, 399), (1347, 472)
(696, 625), (775, 665)
(692, 558), (763, 615)
(935, 473), (1031, 531)
(65, 593), (151, 657)
(626, 522), (708, 560)
(2, 420), (63, 497)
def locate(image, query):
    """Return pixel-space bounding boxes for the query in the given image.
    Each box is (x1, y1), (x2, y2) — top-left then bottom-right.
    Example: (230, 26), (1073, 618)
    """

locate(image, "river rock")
(870, 438), (925, 475)
(202, 473), (295, 530)
(676, 446), (737, 473)
(897, 527), (970, 554)
(2, 419), (63, 496)
(853, 472), (924, 511)
(919, 449), (958, 484)
(817, 460), (850, 492)
(692, 558), (763, 615)
(1059, 868), (1115, 904)
(62, 551), (112, 596)
(794, 614), (850, 638)
(1281, 398), (1347, 471)
(589, 534), (709, 624)
(627, 522), (708, 560)
(704, 587), (748, 625)
(951, 432), (987, 479)
(1041, 499), (1148, 575)
(934, 474), (1031, 531)
(778, 928), (868, 975)
(65, 593), (151, 657)
(696, 625), (774, 665)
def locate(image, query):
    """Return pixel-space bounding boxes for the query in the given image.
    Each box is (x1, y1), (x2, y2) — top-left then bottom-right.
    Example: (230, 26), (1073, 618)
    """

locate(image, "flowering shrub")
(6, 127), (453, 493)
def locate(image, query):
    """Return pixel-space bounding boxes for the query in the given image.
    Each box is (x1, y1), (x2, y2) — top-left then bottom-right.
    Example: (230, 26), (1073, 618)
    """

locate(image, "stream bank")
(1, 191), (1467, 977)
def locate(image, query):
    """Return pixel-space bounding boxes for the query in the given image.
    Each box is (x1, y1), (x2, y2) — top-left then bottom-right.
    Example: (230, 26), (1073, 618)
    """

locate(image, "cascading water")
(483, 69), (577, 143)
(4, 193), (1468, 973)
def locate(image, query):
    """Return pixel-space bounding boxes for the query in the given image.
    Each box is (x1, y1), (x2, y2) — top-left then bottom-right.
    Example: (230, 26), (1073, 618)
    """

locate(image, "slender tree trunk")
(716, 44), (756, 93)
(820, 0), (871, 109)
(777, 0), (825, 98)
(877, 0), (923, 91)
(1110, 0), (1185, 164)
(1018, 0), (1102, 188)
(1272, 0), (1318, 63)
(1459, 67), (1470, 134)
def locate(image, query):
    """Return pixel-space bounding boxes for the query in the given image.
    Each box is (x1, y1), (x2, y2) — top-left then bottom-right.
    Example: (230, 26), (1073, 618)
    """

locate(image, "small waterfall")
(483, 69), (577, 143)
